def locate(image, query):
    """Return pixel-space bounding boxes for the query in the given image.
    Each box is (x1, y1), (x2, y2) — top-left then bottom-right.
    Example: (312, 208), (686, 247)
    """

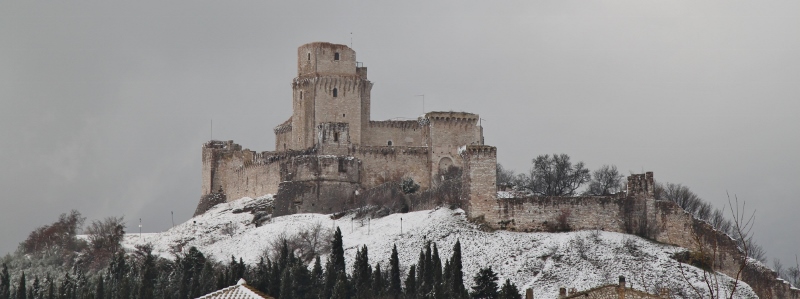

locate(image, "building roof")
(196, 279), (274, 299)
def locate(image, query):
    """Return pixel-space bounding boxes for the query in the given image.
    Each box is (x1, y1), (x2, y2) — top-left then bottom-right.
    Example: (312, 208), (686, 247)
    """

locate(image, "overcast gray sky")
(2, 1), (798, 265)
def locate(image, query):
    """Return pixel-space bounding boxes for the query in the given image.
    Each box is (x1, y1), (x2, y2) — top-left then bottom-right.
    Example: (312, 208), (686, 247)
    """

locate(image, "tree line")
(1, 226), (523, 299)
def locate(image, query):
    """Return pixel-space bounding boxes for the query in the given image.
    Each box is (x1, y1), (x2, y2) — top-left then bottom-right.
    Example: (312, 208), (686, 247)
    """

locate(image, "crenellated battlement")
(627, 171), (654, 197)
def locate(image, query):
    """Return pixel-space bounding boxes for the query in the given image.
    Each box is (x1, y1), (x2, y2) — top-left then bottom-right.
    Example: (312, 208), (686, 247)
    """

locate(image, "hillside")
(122, 196), (760, 298)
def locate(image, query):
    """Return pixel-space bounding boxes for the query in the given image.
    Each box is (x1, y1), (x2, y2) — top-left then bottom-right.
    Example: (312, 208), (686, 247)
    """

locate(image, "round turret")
(297, 42), (357, 77)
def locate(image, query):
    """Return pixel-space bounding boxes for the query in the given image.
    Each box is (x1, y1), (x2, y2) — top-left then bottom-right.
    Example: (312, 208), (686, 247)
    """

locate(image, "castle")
(196, 42), (799, 298)
(197, 42), (493, 217)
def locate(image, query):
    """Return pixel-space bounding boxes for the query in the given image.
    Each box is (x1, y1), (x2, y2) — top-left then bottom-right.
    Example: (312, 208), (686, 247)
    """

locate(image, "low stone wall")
(489, 196), (627, 232)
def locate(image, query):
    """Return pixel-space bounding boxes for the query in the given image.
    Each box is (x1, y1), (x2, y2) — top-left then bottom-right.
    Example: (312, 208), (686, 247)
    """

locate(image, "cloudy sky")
(1, 1), (798, 265)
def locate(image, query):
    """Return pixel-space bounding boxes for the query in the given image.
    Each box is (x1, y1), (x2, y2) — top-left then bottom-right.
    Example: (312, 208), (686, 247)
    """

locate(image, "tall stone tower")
(285, 42), (373, 150)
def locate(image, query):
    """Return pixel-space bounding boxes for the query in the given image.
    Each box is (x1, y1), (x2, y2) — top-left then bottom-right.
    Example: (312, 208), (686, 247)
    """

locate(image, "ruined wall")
(491, 196), (627, 232)
(316, 122), (351, 155)
(274, 118), (292, 151)
(652, 200), (800, 299)
(363, 120), (428, 147)
(202, 140), (320, 201)
(460, 145), (497, 218)
(273, 155), (361, 216)
(352, 146), (431, 190)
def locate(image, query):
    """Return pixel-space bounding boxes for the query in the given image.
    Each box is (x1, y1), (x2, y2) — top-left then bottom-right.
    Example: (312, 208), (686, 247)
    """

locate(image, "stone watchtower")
(279, 42), (373, 151)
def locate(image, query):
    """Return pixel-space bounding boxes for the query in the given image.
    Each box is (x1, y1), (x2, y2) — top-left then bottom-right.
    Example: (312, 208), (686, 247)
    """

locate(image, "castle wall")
(352, 146), (431, 190)
(428, 112), (483, 184)
(363, 120), (428, 147)
(460, 145), (497, 218)
(489, 196), (626, 231)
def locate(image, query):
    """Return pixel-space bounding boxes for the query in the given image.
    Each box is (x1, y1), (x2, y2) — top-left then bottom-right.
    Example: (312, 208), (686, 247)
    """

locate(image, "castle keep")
(197, 42), (492, 216)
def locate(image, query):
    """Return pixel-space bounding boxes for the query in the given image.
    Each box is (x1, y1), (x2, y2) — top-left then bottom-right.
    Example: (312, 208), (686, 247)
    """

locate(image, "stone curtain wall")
(363, 120), (429, 147)
(353, 146), (431, 190)
(492, 196), (627, 232)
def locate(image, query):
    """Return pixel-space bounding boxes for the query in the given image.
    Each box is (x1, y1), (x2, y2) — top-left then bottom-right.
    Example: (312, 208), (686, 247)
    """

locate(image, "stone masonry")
(197, 42), (487, 217)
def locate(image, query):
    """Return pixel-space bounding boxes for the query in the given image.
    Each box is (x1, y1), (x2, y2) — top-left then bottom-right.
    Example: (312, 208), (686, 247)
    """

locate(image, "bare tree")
(677, 193), (756, 299)
(85, 216), (126, 269)
(517, 154), (590, 196)
(496, 163), (516, 187)
(585, 165), (623, 195)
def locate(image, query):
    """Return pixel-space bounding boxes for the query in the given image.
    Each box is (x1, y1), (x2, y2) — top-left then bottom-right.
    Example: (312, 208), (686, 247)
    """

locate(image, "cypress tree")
(442, 260), (452, 299)
(291, 262), (312, 299)
(254, 257), (269, 295)
(16, 272), (25, 299)
(432, 243), (442, 286)
(421, 243), (433, 297)
(404, 265), (417, 299)
(331, 227), (345, 274)
(31, 276), (39, 299)
(268, 259), (282, 299)
(371, 263), (385, 298)
(389, 245), (402, 298)
(1, 263), (10, 299)
(497, 279), (520, 299)
(331, 273), (350, 299)
(352, 246), (372, 299)
(450, 240), (466, 299)
(310, 256), (324, 298)
(469, 267), (498, 299)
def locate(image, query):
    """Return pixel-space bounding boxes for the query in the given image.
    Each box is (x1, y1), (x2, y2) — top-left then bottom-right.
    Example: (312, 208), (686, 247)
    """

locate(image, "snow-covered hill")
(122, 196), (758, 298)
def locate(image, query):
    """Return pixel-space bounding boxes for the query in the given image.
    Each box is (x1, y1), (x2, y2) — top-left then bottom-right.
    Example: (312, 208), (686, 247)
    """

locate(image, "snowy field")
(121, 196), (758, 298)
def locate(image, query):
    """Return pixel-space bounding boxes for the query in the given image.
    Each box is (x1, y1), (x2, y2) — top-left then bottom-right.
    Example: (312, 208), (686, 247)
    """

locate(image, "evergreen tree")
(291, 262), (312, 299)
(415, 250), (426, 298)
(1, 263), (10, 299)
(421, 243), (434, 297)
(389, 245), (402, 298)
(331, 273), (350, 299)
(371, 263), (385, 298)
(268, 259), (282, 298)
(442, 260), (452, 299)
(449, 240), (467, 299)
(252, 257), (269, 295)
(497, 279), (520, 299)
(331, 227), (346, 274)
(325, 227), (345, 299)
(16, 272), (25, 299)
(30, 276), (39, 299)
(310, 257), (324, 299)
(352, 246), (373, 299)
(404, 265), (416, 299)
(470, 267), (498, 299)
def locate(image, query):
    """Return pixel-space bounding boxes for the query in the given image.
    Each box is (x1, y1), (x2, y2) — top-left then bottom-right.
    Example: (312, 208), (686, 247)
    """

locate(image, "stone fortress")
(197, 42), (488, 217)
(197, 42), (798, 298)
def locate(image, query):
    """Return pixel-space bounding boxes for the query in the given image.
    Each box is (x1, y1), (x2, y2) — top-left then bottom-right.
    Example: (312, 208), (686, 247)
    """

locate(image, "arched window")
(333, 88), (338, 97)
(299, 91), (303, 99)
(387, 140), (393, 146)
(334, 52), (340, 60)
(307, 53), (311, 60)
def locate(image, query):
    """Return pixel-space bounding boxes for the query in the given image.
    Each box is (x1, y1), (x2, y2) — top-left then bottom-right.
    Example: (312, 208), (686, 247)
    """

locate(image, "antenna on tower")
(350, 32), (353, 48)
(211, 119), (213, 141)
